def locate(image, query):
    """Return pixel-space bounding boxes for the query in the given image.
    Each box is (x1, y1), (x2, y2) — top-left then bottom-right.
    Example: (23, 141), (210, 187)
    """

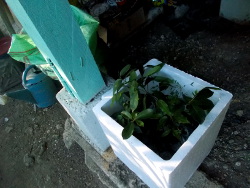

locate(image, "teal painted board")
(6, 0), (105, 103)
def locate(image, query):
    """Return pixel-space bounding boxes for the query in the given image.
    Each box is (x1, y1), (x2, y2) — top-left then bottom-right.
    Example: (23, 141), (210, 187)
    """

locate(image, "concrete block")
(56, 77), (114, 154)
(93, 59), (233, 188)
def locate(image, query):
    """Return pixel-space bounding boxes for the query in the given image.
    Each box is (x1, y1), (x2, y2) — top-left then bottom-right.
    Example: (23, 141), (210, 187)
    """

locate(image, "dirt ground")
(1, 15), (250, 188)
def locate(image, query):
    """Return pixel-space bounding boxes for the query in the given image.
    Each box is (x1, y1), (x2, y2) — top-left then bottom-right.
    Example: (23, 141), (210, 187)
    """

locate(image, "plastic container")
(93, 59), (233, 188)
(22, 65), (58, 108)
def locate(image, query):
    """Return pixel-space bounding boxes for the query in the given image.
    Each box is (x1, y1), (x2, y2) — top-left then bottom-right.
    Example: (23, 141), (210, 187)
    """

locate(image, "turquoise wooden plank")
(6, 0), (105, 103)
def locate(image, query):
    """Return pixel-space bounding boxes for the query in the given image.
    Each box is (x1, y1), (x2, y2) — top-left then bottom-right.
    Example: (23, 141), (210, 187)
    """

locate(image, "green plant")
(112, 63), (219, 148)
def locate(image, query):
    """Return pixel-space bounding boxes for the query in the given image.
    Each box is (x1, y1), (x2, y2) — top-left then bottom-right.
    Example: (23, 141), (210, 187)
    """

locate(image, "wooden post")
(6, 0), (105, 103)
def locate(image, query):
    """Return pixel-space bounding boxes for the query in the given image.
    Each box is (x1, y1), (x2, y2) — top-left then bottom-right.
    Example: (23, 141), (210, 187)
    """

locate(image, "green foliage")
(112, 63), (219, 140)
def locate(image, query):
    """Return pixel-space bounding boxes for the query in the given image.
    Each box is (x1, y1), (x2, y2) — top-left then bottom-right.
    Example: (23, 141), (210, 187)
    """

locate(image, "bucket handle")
(22, 65), (36, 87)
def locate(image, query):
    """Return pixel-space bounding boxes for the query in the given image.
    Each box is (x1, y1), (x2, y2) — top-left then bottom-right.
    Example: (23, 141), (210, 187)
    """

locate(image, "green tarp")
(8, 5), (100, 79)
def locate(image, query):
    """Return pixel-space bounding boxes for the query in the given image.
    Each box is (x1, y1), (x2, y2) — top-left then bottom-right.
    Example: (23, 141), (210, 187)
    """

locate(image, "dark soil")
(0, 102), (105, 188)
(1, 13), (250, 188)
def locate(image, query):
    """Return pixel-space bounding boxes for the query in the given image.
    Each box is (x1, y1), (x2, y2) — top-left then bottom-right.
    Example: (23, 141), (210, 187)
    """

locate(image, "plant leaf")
(198, 98), (214, 110)
(129, 81), (139, 112)
(116, 114), (125, 126)
(112, 91), (124, 104)
(156, 99), (173, 117)
(143, 63), (164, 77)
(122, 122), (135, 139)
(173, 111), (190, 124)
(151, 113), (163, 119)
(113, 79), (123, 94)
(121, 111), (132, 120)
(129, 70), (137, 82)
(194, 88), (214, 100)
(161, 128), (171, 137)
(158, 116), (168, 130)
(135, 109), (154, 120)
(167, 95), (183, 106)
(135, 120), (144, 127)
(190, 105), (206, 124)
(120, 64), (131, 77)
(172, 129), (181, 140)
(154, 76), (173, 83)
(152, 91), (166, 100)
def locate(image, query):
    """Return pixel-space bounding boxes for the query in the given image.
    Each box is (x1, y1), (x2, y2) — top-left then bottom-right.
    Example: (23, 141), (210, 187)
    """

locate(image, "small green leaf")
(154, 76), (173, 83)
(198, 98), (214, 110)
(113, 79), (123, 94)
(122, 122), (135, 139)
(172, 129), (181, 140)
(129, 81), (139, 112)
(195, 88), (214, 100)
(135, 109), (154, 120)
(120, 64), (131, 77)
(156, 100), (173, 116)
(151, 113), (163, 119)
(129, 70), (137, 82)
(112, 91), (123, 103)
(116, 114), (125, 126)
(173, 111), (190, 124)
(161, 128), (171, 137)
(121, 111), (132, 120)
(143, 63), (164, 77)
(158, 116), (168, 130)
(168, 95), (183, 106)
(190, 105), (206, 124)
(135, 120), (144, 127)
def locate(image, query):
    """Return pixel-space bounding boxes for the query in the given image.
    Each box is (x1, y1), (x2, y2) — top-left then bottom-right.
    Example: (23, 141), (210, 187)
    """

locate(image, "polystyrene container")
(93, 59), (233, 188)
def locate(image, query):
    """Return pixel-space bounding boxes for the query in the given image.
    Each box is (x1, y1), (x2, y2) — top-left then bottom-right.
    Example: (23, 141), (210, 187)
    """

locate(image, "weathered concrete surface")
(56, 77), (115, 154)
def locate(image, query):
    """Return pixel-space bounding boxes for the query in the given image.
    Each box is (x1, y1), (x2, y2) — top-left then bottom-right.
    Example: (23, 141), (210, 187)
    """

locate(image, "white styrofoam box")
(56, 88), (110, 154)
(93, 59), (233, 188)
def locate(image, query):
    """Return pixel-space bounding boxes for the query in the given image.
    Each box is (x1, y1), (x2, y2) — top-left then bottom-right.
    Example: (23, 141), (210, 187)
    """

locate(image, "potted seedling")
(93, 59), (232, 188)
